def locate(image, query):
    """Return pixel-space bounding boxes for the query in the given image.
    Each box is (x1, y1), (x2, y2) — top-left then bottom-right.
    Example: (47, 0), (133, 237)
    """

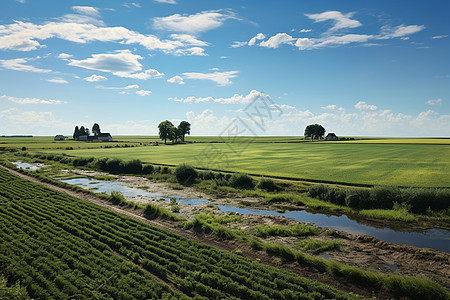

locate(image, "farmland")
(19, 136), (450, 188)
(0, 167), (364, 299)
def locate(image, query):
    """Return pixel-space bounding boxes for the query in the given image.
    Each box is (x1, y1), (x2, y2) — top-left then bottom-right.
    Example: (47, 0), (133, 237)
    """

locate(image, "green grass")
(295, 239), (342, 254)
(359, 209), (417, 222)
(3, 136), (450, 187)
(41, 141), (450, 187)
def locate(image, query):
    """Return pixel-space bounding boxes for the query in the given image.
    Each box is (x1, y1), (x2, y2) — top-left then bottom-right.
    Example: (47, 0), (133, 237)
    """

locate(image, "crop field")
(2, 136), (450, 187)
(43, 141), (450, 188)
(0, 168), (356, 299)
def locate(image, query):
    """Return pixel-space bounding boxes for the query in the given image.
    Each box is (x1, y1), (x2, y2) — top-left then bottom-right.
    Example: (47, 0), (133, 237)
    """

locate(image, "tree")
(73, 126), (80, 140)
(79, 126), (86, 136)
(92, 123), (101, 136)
(304, 124), (326, 141)
(158, 120), (175, 144)
(85, 128), (90, 136)
(177, 121), (191, 142)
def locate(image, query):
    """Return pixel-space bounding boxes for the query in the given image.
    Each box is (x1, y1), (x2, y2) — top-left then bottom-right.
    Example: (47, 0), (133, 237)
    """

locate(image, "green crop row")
(0, 168), (359, 300)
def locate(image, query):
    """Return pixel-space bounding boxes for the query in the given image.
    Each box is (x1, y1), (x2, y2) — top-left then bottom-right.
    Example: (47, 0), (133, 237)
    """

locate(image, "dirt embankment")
(4, 166), (449, 297)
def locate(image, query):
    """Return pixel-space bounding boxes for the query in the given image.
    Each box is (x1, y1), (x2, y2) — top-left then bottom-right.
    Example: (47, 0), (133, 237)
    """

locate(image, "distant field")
(15, 136), (447, 188)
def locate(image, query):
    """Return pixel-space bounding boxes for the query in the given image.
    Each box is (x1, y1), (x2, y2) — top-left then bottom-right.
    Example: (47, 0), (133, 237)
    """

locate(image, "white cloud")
(56, 13), (105, 27)
(115, 69), (164, 80)
(248, 33), (265, 46)
(167, 75), (184, 84)
(84, 74), (107, 82)
(306, 11), (361, 32)
(136, 90), (151, 96)
(239, 11), (424, 51)
(355, 101), (378, 111)
(427, 98), (442, 106)
(68, 50), (164, 79)
(182, 70), (238, 86)
(313, 34), (373, 48)
(1, 95), (62, 105)
(170, 34), (208, 46)
(379, 25), (425, 39)
(47, 78), (68, 84)
(230, 41), (247, 48)
(167, 47), (207, 56)
(72, 6), (100, 17)
(170, 99), (450, 136)
(0, 19), (206, 54)
(295, 38), (315, 50)
(0, 110), (73, 135)
(260, 33), (295, 48)
(0, 58), (51, 73)
(153, 9), (237, 34)
(95, 84), (139, 90)
(132, 3), (141, 8)
(58, 53), (73, 59)
(185, 109), (231, 135)
(154, 0), (176, 3)
(322, 104), (337, 110)
(431, 35), (447, 39)
(170, 90), (269, 104)
(15, 0), (26, 3)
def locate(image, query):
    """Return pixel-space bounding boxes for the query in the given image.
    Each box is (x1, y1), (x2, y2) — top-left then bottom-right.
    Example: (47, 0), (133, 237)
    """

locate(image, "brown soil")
(3, 166), (449, 298)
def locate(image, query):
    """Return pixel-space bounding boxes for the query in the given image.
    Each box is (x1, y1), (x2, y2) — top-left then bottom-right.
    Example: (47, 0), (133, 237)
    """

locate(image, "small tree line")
(158, 120), (190, 144)
(73, 123), (101, 140)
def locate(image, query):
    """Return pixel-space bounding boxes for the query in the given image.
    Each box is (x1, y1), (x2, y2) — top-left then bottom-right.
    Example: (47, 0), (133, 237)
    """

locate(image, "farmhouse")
(326, 133), (338, 141)
(98, 133), (113, 142)
(78, 133), (113, 142)
(54, 135), (65, 141)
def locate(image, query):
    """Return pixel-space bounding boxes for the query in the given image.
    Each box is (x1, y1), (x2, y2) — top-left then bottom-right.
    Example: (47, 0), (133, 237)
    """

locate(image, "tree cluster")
(158, 120), (191, 144)
(73, 123), (101, 140)
(304, 124), (325, 141)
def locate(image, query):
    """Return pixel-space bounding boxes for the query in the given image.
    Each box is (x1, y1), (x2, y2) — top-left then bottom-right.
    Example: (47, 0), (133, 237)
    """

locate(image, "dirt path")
(3, 166), (449, 297)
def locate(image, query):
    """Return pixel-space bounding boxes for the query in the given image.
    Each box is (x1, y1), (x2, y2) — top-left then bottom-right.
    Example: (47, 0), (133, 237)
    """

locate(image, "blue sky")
(0, 0), (449, 136)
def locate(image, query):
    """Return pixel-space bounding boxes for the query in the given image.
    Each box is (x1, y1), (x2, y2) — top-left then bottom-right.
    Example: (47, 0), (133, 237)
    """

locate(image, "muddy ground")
(57, 169), (450, 291)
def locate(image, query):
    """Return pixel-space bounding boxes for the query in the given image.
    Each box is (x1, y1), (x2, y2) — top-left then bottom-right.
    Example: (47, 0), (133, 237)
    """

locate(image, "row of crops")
(0, 168), (357, 299)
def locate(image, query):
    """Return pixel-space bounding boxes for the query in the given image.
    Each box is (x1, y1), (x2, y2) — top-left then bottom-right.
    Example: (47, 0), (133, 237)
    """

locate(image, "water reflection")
(12, 161), (40, 171)
(61, 178), (209, 206)
(217, 205), (450, 253)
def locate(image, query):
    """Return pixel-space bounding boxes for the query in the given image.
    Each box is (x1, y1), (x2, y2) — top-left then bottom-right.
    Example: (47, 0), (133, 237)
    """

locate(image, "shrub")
(175, 164), (197, 186)
(256, 177), (276, 192)
(229, 173), (254, 189)
(370, 186), (401, 209)
(21, 146), (27, 151)
(142, 164), (154, 174)
(106, 159), (122, 174)
(109, 191), (126, 206)
(308, 184), (329, 199)
(345, 189), (370, 208)
(120, 159), (143, 174)
(198, 171), (215, 180)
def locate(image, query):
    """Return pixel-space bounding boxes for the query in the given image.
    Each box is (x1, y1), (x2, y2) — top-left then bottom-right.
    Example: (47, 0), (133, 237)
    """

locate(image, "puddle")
(319, 253), (332, 260)
(382, 263), (399, 272)
(12, 161), (41, 171)
(60, 178), (209, 206)
(217, 205), (450, 253)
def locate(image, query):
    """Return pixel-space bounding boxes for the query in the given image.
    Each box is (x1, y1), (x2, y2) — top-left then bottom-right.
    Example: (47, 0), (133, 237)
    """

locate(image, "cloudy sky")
(0, 0), (449, 136)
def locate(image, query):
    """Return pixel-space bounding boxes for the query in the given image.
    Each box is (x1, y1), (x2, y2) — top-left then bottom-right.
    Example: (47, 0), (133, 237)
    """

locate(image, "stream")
(57, 176), (449, 253)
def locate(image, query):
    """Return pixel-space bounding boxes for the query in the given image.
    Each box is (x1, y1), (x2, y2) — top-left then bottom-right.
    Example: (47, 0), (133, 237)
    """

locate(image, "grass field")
(10, 137), (444, 188)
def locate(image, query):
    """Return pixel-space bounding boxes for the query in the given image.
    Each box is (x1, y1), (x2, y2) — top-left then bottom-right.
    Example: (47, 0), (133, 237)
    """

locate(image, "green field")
(0, 168), (360, 299)
(2, 136), (450, 187)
